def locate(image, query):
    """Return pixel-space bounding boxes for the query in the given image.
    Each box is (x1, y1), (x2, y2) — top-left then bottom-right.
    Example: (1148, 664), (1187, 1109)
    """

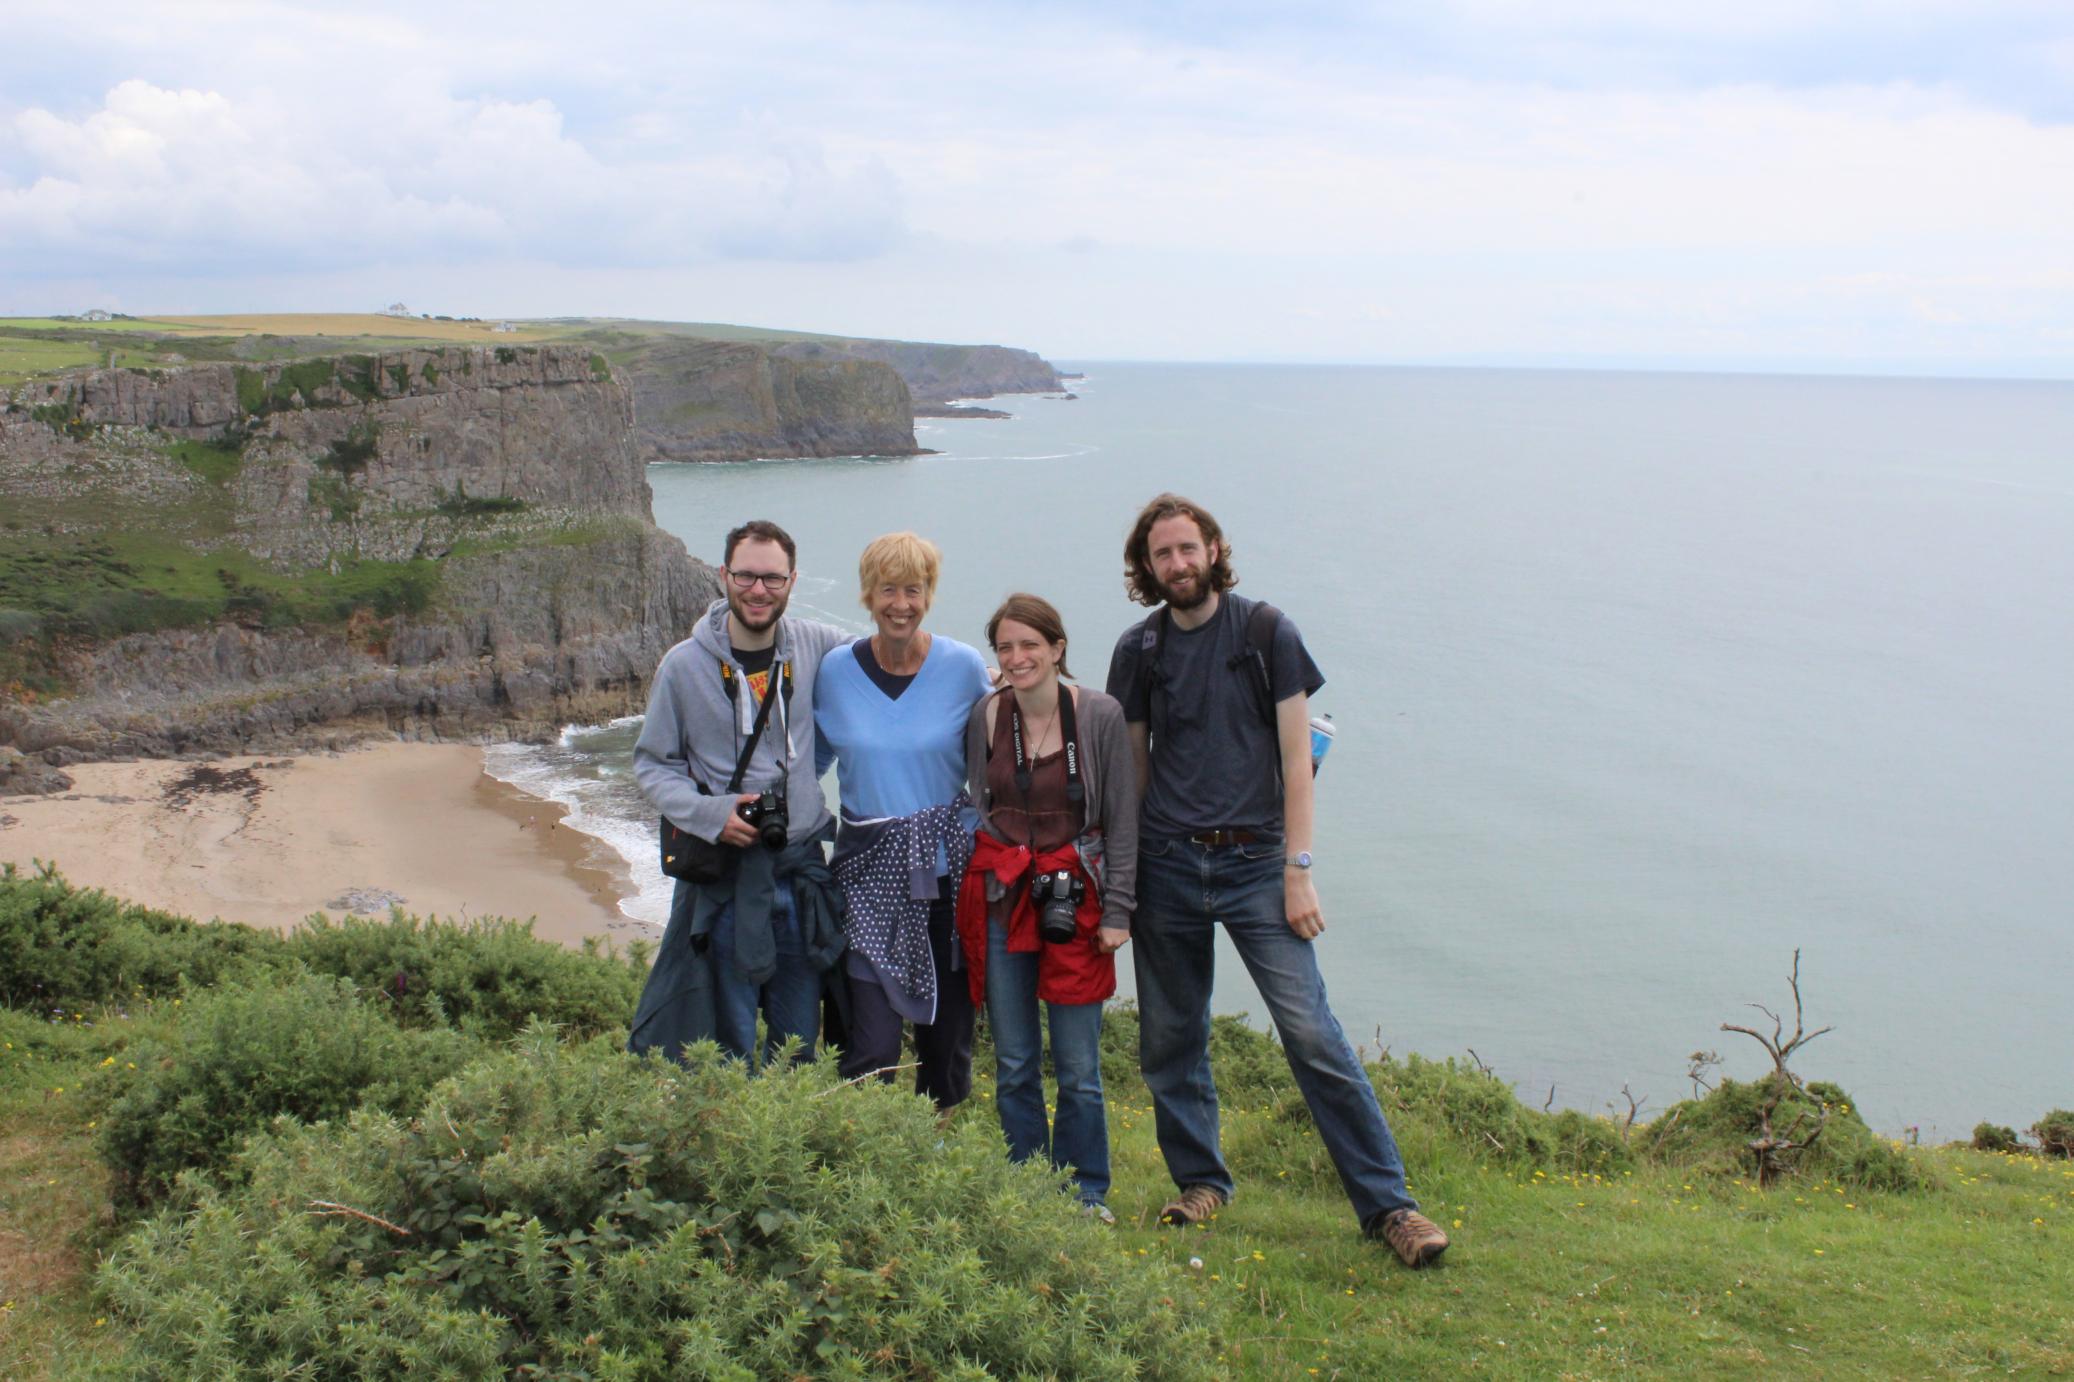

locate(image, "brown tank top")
(987, 696), (1085, 855)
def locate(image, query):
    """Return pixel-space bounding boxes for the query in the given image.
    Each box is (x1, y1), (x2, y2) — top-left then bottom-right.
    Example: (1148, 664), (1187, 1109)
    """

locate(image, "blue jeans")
(1132, 836), (1416, 1227)
(986, 921), (1111, 1205)
(710, 881), (821, 1068)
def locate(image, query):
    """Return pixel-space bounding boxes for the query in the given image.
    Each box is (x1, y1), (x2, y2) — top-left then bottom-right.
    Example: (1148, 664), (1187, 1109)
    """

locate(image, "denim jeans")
(1132, 836), (1416, 1225)
(710, 881), (821, 1068)
(986, 920), (1111, 1206)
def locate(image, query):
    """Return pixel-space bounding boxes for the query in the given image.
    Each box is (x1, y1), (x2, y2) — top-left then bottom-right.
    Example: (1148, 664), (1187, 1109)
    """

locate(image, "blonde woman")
(816, 533), (993, 1107)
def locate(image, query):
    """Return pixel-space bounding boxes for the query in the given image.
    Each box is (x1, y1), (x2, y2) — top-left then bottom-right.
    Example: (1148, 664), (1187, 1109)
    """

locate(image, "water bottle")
(1308, 713), (1335, 775)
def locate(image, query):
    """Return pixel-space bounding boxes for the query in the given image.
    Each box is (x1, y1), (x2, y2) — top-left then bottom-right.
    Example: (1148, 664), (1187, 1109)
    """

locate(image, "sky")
(3, 1), (2073, 375)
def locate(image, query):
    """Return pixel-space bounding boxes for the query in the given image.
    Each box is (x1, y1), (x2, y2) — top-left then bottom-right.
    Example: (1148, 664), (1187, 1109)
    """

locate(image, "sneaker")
(1081, 1202), (1117, 1227)
(1158, 1184), (1226, 1227)
(1373, 1208), (1449, 1269)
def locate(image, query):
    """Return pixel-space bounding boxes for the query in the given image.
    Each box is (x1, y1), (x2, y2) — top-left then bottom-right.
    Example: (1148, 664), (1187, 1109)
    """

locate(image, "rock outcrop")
(1, 347), (720, 775)
(615, 338), (919, 463)
(770, 339), (1062, 403)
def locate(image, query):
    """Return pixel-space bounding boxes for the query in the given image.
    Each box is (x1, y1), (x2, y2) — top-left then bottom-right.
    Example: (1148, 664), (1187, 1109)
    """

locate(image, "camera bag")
(659, 658), (785, 884)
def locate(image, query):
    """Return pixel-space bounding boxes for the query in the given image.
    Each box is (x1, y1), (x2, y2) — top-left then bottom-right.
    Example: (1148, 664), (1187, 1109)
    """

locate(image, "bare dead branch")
(308, 1201), (412, 1236)
(1612, 1083), (1648, 1140)
(812, 1061), (922, 1098)
(1544, 1084), (1557, 1112)
(1465, 1048), (1494, 1077)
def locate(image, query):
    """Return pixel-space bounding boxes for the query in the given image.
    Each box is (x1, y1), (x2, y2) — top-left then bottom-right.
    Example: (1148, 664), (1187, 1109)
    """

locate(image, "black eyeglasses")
(727, 569), (793, 591)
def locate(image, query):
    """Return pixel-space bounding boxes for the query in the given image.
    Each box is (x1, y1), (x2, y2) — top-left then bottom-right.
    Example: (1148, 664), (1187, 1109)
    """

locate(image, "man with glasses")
(631, 520), (851, 1066)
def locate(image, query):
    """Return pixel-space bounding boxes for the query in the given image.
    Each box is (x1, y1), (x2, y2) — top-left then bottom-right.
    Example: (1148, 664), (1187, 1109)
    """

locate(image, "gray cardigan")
(964, 684), (1139, 933)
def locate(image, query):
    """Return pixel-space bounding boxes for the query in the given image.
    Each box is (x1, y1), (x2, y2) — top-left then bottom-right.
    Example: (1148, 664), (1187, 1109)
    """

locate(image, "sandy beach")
(0, 742), (635, 947)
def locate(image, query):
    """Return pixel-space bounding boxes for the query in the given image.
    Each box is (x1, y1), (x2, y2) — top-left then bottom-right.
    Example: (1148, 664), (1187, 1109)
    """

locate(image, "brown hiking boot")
(1159, 1184), (1226, 1227)
(1374, 1208), (1450, 1268)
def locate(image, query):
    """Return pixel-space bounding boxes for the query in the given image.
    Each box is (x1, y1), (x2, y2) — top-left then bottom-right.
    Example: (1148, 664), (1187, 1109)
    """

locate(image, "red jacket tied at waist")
(955, 829), (1115, 1008)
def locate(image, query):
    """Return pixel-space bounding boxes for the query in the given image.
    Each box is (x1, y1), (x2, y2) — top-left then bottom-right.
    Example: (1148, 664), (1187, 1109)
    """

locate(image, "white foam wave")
(481, 742), (672, 931)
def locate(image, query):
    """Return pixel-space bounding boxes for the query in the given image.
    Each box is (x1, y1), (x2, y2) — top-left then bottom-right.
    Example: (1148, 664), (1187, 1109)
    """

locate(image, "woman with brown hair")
(955, 593), (1138, 1221)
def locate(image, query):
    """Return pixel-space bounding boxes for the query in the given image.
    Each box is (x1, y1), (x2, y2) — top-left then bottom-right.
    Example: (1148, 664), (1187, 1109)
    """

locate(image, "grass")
(2, 954), (2068, 1378)
(149, 314), (556, 343)
(0, 528), (438, 643)
(0, 336), (102, 389)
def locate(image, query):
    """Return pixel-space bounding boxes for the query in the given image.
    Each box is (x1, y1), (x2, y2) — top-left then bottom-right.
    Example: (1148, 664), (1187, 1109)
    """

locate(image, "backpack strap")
(1143, 599), (1282, 734)
(1234, 601), (1282, 729)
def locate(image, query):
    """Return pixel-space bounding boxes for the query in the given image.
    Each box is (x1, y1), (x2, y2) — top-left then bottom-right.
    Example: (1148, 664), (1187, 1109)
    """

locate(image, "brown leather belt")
(1186, 828), (1262, 847)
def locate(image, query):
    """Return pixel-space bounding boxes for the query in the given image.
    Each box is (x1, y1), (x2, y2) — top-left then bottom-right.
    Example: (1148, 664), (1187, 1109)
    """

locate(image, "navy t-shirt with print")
(1105, 593), (1324, 840)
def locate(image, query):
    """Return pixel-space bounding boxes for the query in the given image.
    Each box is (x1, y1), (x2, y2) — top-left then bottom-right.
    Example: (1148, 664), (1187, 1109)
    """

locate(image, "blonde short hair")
(857, 532), (942, 605)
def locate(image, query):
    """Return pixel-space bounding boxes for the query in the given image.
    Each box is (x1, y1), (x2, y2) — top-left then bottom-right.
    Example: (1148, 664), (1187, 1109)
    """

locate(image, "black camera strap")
(1008, 686), (1084, 860)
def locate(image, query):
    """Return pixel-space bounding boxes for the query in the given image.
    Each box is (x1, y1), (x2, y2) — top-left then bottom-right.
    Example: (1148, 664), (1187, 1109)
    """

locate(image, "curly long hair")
(1123, 493), (1237, 607)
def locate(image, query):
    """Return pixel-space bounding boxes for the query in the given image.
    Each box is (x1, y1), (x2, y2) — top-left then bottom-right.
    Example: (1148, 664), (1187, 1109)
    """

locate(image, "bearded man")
(1105, 492), (1449, 1269)
(630, 520), (850, 1066)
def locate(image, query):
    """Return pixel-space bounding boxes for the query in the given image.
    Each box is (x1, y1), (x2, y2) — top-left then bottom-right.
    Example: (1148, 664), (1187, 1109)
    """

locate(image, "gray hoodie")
(634, 599), (851, 846)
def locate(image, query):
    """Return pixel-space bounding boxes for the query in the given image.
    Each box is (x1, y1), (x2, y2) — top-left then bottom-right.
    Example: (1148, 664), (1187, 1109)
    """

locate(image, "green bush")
(89, 1034), (1224, 1380)
(1370, 1053), (1636, 1176)
(96, 969), (479, 1210)
(0, 863), (285, 1012)
(2033, 1110), (2074, 1159)
(1647, 1075), (1932, 1192)
(289, 912), (647, 1039)
(1972, 1122), (2021, 1154)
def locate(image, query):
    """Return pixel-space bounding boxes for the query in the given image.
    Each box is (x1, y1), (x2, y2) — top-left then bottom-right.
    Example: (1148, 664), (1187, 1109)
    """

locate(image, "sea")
(486, 362), (2074, 1140)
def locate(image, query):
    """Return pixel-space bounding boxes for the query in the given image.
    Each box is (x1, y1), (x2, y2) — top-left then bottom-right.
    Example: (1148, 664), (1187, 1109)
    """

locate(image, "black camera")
(737, 789), (788, 850)
(1029, 869), (1087, 945)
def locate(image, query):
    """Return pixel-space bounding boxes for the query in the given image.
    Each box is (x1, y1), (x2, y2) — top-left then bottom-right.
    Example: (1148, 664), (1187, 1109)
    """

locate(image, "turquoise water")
(516, 363), (2074, 1138)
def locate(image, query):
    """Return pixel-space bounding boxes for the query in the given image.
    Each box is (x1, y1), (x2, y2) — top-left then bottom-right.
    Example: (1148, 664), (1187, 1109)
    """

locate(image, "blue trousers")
(709, 881), (821, 1068)
(986, 920), (1111, 1205)
(1132, 836), (1416, 1227)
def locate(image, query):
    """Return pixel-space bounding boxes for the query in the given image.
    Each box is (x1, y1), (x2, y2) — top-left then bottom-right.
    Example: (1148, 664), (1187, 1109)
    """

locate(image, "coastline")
(0, 742), (636, 948)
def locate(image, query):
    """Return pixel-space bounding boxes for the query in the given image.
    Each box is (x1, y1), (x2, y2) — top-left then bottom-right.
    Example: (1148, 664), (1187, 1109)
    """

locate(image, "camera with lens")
(1029, 868), (1087, 945)
(736, 789), (789, 850)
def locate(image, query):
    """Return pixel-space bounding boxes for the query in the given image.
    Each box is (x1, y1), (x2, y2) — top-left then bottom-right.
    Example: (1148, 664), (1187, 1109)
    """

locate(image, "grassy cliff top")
(0, 313), (1036, 391)
(2, 866), (2070, 1378)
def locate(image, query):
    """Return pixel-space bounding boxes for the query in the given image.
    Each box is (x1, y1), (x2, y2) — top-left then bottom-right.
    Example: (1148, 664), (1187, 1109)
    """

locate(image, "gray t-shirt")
(1106, 593), (1324, 839)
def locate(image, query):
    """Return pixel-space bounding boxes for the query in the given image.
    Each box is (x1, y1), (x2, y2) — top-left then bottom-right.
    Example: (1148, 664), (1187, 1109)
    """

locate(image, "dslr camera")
(736, 789), (789, 850)
(1029, 868), (1087, 945)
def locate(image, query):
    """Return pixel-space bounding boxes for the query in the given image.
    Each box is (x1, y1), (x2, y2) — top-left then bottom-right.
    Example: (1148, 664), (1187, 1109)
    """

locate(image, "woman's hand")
(1096, 926), (1131, 953)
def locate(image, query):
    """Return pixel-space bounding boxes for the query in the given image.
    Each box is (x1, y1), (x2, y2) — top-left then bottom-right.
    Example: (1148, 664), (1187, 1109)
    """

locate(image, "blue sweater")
(817, 636), (993, 822)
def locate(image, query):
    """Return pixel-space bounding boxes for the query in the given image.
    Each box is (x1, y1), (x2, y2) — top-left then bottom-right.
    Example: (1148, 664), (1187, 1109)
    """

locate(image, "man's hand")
(717, 793), (760, 847)
(1284, 869), (1324, 939)
(1096, 926), (1131, 954)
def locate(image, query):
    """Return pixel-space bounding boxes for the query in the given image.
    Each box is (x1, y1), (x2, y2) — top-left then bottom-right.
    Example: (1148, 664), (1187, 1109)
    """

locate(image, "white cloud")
(3, 1), (2074, 370)
(0, 76), (905, 274)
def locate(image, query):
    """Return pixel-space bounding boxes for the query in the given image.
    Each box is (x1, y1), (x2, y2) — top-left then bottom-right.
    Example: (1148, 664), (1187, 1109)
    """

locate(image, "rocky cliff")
(1, 346), (720, 772)
(608, 337), (919, 463)
(769, 338), (1062, 403)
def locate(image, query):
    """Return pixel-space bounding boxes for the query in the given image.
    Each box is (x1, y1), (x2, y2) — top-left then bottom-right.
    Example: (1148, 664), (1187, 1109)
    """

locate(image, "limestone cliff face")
(617, 338), (919, 463)
(1, 347), (720, 766)
(770, 339), (1062, 403)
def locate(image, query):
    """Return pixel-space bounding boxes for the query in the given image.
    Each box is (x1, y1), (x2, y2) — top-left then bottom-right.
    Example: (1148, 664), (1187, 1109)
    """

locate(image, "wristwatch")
(1286, 851), (1313, 870)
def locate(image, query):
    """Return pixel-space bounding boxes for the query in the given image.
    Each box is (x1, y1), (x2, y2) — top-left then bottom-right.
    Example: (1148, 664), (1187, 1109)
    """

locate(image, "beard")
(1157, 564), (1213, 611)
(727, 585), (790, 632)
